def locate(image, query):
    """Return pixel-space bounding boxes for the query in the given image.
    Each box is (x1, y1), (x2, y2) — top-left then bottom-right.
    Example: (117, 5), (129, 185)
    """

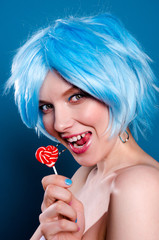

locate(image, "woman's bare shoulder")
(72, 165), (94, 181)
(114, 163), (159, 189)
(107, 164), (159, 239)
(70, 165), (94, 194)
(110, 163), (159, 209)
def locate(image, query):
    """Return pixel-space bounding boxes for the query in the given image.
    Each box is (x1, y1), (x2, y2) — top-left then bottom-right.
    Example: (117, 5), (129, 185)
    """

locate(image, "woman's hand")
(39, 175), (85, 240)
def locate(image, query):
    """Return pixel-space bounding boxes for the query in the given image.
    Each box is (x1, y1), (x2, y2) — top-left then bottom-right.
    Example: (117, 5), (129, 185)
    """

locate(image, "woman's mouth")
(64, 132), (92, 154)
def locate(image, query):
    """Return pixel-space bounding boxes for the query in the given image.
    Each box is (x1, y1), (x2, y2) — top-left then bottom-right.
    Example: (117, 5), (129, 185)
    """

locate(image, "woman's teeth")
(67, 132), (87, 143)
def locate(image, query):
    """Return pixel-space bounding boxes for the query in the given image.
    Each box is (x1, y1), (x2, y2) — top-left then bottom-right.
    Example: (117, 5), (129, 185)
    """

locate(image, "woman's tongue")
(75, 132), (91, 146)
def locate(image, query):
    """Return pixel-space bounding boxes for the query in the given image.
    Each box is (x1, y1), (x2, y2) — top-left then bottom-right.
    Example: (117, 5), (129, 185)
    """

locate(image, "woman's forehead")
(39, 70), (81, 99)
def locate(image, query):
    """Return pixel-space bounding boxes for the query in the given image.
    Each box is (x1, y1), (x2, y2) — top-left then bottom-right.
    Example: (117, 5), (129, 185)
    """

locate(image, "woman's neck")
(96, 130), (148, 177)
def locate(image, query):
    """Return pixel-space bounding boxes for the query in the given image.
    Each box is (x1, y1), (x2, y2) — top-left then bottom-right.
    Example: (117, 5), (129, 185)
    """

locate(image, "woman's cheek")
(43, 114), (55, 135)
(79, 101), (109, 127)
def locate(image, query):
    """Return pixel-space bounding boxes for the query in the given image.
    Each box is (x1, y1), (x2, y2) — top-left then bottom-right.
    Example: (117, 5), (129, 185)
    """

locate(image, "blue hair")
(6, 13), (158, 141)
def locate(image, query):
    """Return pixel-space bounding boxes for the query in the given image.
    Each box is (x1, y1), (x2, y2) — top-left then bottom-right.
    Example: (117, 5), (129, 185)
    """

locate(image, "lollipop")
(35, 145), (59, 174)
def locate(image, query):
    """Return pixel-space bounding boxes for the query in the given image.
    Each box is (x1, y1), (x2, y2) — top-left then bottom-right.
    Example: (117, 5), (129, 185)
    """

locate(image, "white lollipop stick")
(53, 166), (58, 175)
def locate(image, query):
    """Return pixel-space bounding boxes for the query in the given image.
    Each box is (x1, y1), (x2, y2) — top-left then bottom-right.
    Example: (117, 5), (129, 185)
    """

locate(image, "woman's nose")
(53, 106), (73, 133)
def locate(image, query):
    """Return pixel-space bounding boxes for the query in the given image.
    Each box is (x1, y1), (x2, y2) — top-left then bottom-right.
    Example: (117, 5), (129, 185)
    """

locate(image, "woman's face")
(39, 71), (117, 166)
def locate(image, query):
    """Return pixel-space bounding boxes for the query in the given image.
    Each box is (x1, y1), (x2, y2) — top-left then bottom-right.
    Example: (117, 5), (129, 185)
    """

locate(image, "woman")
(6, 13), (159, 239)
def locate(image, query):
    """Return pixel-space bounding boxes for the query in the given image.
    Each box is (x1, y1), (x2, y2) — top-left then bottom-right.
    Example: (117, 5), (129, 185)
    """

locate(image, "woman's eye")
(39, 104), (53, 113)
(69, 94), (84, 103)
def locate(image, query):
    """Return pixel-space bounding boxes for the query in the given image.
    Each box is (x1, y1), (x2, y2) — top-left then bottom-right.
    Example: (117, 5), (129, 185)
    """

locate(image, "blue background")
(1, 0), (159, 239)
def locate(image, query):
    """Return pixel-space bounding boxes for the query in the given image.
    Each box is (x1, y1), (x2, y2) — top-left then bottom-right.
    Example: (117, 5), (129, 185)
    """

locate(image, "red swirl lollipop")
(35, 145), (59, 174)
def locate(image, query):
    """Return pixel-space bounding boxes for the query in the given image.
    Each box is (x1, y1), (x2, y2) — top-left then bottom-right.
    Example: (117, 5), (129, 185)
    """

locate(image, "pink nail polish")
(69, 201), (72, 206)
(78, 227), (80, 231)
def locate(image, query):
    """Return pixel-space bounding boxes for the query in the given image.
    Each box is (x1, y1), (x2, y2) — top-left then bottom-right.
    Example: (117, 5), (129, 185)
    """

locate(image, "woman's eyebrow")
(39, 100), (52, 105)
(61, 86), (79, 97)
(39, 86), (79, 105)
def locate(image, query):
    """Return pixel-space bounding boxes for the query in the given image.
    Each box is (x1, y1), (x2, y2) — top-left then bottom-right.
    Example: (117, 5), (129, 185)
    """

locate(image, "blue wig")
(6, 13), (158, 141)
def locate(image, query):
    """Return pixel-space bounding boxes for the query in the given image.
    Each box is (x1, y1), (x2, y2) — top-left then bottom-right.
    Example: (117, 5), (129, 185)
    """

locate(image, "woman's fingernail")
(65, 178), (72, 186)
(78, 226), (80, 231)
(75, 218), (77, 223)
(69, 201), (72, 206)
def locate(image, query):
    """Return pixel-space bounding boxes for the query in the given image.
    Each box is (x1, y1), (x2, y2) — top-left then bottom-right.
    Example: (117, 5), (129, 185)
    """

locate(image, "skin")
(31, 71), (159, 240)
